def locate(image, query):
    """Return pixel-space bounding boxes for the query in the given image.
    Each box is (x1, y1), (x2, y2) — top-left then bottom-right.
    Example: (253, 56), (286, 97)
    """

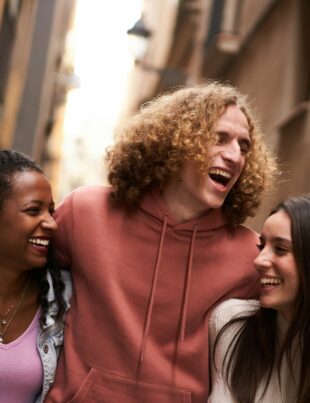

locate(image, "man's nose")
(221, 142), (241, 163)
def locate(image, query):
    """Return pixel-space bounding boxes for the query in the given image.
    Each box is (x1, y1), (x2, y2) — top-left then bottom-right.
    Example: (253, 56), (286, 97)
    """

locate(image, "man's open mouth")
(208, 168), (232, 186)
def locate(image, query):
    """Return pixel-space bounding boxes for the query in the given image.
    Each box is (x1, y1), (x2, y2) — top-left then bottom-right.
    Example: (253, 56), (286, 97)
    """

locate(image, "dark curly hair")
(106, 81), (277, 225)
(0, 149), (66, 324)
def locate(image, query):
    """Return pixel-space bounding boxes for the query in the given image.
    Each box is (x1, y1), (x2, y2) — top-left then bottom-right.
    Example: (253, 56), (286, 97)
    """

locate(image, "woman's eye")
(275, 246), (288, 256)
(26, 207), (40, 215)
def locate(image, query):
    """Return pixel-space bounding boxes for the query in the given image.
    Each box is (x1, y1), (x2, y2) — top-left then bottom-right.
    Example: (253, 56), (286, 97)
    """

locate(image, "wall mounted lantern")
(127, 17), (151, 62)
(127, 16), (187, 85)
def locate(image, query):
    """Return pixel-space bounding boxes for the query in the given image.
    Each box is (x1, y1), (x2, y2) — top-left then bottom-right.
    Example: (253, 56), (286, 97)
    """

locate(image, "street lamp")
(127, 16), (187, 85)
(127, 17), (151, 62)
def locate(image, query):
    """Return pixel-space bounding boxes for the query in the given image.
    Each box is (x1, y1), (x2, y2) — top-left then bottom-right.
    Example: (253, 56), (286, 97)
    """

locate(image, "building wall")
(224, 0), (307, 133)
(0, 0), (38, 149)
(13, 0), (57, 156)
(0, 0), (76, 175)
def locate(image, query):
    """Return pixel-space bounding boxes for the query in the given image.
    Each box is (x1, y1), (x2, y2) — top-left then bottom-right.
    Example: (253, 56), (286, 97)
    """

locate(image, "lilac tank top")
(0, 309), (43, 402)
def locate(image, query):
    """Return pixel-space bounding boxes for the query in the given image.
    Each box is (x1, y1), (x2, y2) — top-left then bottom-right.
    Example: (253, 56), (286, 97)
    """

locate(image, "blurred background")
(0, 0), (309, 229)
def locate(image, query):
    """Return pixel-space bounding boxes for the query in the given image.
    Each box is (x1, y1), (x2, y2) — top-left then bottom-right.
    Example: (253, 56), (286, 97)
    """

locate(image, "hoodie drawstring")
(139, 213), (168, 362)
(178, 222), (197, 352)
(139, 216), (198, 361)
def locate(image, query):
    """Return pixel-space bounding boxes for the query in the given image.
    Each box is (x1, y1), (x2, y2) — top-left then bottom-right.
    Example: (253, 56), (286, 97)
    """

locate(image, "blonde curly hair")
(106, 81), (277, 225)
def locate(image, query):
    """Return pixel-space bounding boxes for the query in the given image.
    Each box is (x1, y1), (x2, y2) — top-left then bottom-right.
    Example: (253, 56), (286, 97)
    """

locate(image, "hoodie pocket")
(68, 368), (191, 403)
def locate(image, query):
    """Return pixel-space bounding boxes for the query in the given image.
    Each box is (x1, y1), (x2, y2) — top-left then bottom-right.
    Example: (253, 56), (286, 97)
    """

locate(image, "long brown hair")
(214, 195), (310, 402)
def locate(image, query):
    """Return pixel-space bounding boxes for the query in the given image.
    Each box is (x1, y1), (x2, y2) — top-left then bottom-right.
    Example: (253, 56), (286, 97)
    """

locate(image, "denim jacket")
(34, 270), (72, 402)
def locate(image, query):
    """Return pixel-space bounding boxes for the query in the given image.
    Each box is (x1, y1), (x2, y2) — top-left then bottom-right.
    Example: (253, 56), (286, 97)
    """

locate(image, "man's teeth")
(261, 278), (282, 285)
(209, 168), (232, 179)
(28, 238), (49, 246)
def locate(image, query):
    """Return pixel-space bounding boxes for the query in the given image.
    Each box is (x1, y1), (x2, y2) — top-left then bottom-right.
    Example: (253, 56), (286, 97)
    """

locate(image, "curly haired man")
(46, 82), (277, 403)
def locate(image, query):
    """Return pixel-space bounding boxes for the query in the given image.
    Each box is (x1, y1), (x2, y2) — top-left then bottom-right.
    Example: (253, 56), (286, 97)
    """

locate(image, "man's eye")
(240, 146), (248, 155)
(239, 141), (250, 155)
(215, 133), (226, 145)
(256, 243), (264, 251)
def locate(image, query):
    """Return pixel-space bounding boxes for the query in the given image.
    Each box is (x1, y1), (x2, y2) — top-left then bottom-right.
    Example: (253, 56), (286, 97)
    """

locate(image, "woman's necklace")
(0, 303), (15, 325)
(0, 280), (29, 343)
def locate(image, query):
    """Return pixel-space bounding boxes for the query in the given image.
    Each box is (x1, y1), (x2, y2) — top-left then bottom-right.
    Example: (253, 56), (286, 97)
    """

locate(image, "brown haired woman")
(209, 195), (310, 403)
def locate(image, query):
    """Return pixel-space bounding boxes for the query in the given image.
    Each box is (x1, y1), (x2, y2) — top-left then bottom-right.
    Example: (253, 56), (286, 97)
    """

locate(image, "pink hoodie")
(46, 186), (259, 403)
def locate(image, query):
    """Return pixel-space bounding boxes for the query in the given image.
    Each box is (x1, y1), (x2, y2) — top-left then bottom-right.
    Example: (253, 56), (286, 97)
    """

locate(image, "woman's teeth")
(261, 277), (282, 286)
(28, 238), (49, 246)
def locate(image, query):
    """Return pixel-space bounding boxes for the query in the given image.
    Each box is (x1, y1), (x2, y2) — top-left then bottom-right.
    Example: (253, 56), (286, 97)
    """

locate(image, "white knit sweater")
(208, 299), (300, 403)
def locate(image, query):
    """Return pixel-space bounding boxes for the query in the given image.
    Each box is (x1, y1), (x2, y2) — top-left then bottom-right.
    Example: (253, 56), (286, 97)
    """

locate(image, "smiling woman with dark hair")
(0, 149), (71, 403)
(209, 195), (310, 403)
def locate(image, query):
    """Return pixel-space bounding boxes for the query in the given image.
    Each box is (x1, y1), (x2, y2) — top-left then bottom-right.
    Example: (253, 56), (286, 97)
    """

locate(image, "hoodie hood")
(138, 186), (228, 233)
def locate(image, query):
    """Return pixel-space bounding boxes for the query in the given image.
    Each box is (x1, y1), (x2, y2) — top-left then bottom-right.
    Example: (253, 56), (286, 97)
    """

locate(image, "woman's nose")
(254, 249), (272, 270)
(41, 214), (58, 232)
